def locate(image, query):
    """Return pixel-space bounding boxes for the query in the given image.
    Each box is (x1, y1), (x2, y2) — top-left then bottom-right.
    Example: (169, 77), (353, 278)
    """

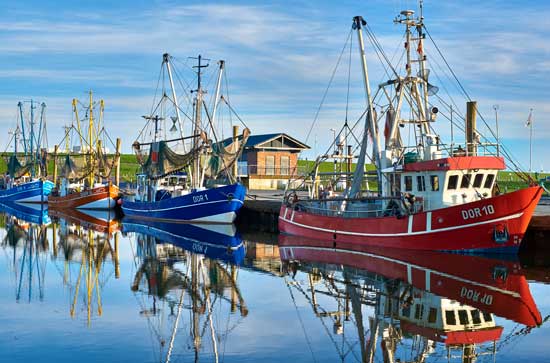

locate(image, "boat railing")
(292, 196), (406, 219)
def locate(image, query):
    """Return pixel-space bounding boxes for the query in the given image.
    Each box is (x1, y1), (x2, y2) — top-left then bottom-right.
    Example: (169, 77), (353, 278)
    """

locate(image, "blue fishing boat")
(1, 100), (54, 203)
(121, 54), (250, 223)
(0, 201), (51, 225)
(122, 217), (245, 265)
(0, 179), (54, 203)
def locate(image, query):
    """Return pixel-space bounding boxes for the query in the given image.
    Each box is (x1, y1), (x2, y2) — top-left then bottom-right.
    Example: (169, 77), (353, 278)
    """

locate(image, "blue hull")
(0, 202), (51, 225)
(122, 218), (245, 265)
(121, 183), (246, 223)
(0, 180), (54, 203)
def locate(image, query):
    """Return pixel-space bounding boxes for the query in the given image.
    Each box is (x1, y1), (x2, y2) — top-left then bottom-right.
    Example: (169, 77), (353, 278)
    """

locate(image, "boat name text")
(193, 194), (209, 203)
(460, 287), (493, 305)
(461, 205), (494, 220)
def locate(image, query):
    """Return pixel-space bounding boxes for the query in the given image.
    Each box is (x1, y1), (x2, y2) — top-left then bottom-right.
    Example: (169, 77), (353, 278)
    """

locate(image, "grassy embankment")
(0, 154), (546, 193)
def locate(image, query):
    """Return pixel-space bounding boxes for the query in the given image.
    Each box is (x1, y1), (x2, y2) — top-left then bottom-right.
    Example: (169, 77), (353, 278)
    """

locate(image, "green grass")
(1, 153), (548, 192)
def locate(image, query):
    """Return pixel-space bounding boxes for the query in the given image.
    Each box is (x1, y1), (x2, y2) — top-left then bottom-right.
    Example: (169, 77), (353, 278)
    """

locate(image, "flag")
(525, 109), (533, 127)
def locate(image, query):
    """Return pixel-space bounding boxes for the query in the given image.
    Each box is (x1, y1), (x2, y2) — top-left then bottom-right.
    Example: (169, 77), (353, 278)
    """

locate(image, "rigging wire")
(304, 29), (353, 145)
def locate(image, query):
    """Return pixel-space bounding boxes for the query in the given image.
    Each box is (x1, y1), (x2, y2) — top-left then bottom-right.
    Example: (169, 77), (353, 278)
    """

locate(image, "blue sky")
(1, 0), (548, 171)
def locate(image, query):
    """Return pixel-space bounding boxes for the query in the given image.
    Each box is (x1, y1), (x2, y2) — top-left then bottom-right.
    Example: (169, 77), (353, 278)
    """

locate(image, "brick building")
(236, 133), (309, 190)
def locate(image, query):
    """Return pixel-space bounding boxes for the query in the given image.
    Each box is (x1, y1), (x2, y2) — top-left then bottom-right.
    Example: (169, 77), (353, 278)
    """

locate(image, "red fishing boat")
(279, 11), (542, 253)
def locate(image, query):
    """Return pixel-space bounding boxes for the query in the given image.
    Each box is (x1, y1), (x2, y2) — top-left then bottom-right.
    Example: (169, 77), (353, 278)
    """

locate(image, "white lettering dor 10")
(461, 205), (494, 220)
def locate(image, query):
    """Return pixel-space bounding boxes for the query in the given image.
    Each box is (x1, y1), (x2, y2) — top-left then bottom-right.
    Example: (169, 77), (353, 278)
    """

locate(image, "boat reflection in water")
(51, 209), (121, 326)
(0, 205), (121, 326)
(1, 203), (50, 303)
(124, 218), (247, 362)
(279, 235), (543, 363)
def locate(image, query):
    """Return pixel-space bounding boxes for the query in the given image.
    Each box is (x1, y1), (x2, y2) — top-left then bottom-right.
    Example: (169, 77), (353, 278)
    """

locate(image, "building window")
(417, 176), (426, 192)
(447, 175), (458, 190)
(265, 155), (275, 175)
(460, 174), (471, 188)
(280, 156), (290, 175)
(473, 173), (484, 188)
(445, 310), (456, 325)
(430, 175), (439, 191)
(484, 174), (495, 189)
(404, 176), (413, 191)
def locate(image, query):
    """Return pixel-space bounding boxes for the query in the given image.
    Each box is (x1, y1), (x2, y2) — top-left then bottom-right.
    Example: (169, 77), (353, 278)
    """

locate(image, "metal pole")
(163, 53), (186, 151)
(529, 108), (533, 174)
(353, 16), (382, 191)
(493, 105), (499, 156)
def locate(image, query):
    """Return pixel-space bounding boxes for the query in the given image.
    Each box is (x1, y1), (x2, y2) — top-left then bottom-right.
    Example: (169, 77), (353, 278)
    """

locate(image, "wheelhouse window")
(390, 173), (401, 197)
(460, 174), (471, 189)
(447, 175), (458, 190)
(404, 176), (413, 191)
(471, 310), (482, 324)
(430, 175), (439, 191)
(417, 175), (425, 192)
(445, 310), (456, 325)
(414, 304), (424, 320)
(458, 310), (469, 325)
(428, 307), (438, 323)
(484, 174), (495, 189)
(473, 173), (484, 188)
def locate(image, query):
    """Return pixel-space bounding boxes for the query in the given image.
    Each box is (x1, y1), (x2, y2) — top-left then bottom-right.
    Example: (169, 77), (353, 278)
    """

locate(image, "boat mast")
(210, 60), (225, 138)
(192, 55), (209, 189)
(353, 16), (382, 193)
(163, 53), (186, 152)
(88, 90), (94, 187)
(18, 102), (27, 155)
(37, 102), (46, 177)
(30, 100), (35, 171)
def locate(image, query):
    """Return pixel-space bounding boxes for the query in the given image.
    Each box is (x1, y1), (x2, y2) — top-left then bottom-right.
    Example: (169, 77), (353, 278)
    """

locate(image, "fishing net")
(205, 128), (250, 179)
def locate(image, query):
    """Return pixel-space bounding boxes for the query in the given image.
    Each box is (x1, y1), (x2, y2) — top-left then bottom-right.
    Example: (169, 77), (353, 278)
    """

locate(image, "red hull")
(279, 235), (542, 327)
(279, 186), (543, 252)
(49, 184), (119, 210)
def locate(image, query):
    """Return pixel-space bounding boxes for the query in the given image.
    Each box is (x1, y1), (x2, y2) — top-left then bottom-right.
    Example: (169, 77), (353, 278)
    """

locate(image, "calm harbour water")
(0, 208), (549, 363)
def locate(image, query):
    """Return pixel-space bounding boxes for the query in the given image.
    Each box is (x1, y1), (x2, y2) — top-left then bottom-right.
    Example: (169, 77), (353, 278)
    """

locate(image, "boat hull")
(279, 186), (543, 253)
(0, 202), (51, 225)
(122, 218), (244, 264)
(0, 180), (54, 203)
(49, 208), (119, 234)
(279, 235), (542, 327)
(49, 184), (119, 210)
(121, 183), (246, 224)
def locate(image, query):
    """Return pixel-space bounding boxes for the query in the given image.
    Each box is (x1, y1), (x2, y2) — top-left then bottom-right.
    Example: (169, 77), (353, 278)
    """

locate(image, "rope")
(305, 29), (353, 145)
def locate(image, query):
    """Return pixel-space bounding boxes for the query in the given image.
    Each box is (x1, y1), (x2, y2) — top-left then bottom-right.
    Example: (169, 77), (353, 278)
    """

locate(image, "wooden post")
(114, 233), (120, 279)
(466, 101), (477, 156)
(53, 145), (58, 188)
(52, 222), (58, 258)
(115, 138), (121, 186)
(232, 126), (239, 179)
